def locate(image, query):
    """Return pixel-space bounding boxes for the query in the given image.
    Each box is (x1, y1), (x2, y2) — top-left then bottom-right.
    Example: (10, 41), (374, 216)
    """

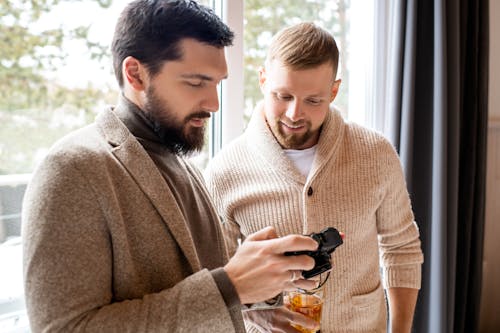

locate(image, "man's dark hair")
(111, 0), (234, 88)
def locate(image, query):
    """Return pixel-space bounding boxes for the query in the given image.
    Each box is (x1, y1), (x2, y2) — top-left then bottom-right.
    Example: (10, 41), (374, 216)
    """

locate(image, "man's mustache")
(187, 111), (212, 120)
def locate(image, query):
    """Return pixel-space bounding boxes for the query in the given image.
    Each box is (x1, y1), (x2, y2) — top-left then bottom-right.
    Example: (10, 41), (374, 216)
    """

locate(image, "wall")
(487, 1), (500, 122)
(479, 0), (500, 331)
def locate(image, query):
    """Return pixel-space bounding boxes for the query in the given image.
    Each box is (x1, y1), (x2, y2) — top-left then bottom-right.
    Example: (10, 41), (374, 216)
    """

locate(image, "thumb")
(245, 226), (279, 241)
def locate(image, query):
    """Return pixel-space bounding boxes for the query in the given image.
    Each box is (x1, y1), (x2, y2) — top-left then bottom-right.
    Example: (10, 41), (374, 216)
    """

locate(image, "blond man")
(205, 22), (424, 333)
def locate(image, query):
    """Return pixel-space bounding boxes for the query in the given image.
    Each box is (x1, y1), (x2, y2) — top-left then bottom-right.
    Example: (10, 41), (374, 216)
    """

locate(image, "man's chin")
(182, 130), (206, 153)
(276, 134), (306, 149)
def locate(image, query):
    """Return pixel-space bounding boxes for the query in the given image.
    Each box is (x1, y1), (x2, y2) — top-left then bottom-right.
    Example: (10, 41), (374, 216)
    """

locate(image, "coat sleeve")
(375, 140), (424, 290)
(22, 150), (238, 333)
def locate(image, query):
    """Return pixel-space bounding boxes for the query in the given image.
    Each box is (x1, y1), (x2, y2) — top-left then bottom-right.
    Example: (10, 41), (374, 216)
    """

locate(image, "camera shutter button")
(307, 186), (313, 196)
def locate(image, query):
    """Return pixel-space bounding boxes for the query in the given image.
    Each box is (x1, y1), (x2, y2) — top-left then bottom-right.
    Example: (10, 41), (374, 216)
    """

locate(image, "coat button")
(307, 187), (313, 196)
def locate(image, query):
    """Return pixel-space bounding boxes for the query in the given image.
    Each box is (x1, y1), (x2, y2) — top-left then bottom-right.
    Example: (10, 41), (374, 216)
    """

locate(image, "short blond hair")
(266, 22), (339, 78)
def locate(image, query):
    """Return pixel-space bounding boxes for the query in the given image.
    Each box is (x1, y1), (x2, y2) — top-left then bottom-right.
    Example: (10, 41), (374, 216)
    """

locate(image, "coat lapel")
(95, 108), (202, 272)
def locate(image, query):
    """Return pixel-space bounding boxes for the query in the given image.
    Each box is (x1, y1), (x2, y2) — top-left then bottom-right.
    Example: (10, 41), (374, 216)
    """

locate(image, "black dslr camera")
(285, 227), (343, 279)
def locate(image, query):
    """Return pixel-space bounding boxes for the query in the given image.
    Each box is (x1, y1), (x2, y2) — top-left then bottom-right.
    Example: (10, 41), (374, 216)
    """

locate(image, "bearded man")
(21, 2), (320, 332)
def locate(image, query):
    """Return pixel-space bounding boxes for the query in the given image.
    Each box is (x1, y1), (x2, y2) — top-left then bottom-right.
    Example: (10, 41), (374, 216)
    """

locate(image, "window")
(0, 1), (217, 330)
(1, 1), (119, 330)
(0, 1), (375, 331)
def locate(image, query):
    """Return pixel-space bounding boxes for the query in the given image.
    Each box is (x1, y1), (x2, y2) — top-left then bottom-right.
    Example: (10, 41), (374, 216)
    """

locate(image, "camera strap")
(298, 271), (330, 294)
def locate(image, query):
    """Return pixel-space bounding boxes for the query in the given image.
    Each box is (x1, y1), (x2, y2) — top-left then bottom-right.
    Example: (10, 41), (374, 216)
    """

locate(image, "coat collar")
(95, 101), (202, 272)
(246, 101), (345, 184)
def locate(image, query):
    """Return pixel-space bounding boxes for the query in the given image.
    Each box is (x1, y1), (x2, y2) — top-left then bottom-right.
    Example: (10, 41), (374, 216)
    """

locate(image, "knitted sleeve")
(204, 159), (243, 258)
(376, 139), (424, 289)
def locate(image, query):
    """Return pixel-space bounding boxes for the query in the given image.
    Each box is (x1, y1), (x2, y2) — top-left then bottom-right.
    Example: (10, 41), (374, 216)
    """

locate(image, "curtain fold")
(377, 0), (489, 332)
(454, 1), (489, 331)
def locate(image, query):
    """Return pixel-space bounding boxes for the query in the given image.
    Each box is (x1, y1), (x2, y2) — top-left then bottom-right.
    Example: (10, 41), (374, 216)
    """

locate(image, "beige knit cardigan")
(204, 105), (424, 333)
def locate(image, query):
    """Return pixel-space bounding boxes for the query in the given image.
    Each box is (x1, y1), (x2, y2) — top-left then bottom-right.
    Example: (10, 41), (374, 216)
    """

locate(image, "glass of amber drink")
(284, 285), (325, 333)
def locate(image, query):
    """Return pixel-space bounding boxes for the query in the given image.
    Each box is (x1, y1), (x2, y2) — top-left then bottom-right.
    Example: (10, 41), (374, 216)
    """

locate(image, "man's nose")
(285, 100), (301, 121)
(202, 87), (220, 112)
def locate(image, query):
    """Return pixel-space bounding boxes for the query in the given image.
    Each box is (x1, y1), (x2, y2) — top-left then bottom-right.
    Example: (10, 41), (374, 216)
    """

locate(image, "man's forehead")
(158, 40), (228, 79)
(267, 59), (334, 73)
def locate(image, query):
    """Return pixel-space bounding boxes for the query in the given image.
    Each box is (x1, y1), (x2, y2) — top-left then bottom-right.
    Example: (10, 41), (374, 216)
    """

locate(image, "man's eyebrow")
(272, 88), (327, 98)
(180, 73), (228, 81)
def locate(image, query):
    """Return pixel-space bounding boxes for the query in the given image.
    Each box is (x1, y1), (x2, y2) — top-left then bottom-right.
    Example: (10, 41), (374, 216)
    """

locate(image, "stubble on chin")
(269, 120), (312, 150)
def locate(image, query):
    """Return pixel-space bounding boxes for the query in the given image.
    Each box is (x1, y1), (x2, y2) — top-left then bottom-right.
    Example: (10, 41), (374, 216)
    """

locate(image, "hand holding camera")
(284, 227), (344, 279)
(224, 226), (343, 305)
(224, 227), (319, 305)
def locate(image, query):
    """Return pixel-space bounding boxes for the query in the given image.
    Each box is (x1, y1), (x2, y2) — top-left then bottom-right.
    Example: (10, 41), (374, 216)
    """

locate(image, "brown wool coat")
(22, 108), (243, 333)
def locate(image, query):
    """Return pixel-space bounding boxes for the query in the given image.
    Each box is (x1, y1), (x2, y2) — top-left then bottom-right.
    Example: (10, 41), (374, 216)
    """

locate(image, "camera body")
(285, 227), (343, 279)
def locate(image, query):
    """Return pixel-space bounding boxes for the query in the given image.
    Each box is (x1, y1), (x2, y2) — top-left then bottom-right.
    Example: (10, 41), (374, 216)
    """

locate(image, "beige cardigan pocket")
(352, 282), (384, 308)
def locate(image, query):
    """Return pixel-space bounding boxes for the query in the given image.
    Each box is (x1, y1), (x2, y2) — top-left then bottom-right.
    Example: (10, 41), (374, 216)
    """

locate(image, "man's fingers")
(287, 278), (319, 291)
(245, 226), (279, 241)
(268, 234), (319, 254)
(281, 255), (315, 272)
(245, 231), (319, 256)
(283, 308), (320, 331)
(289, 312), (320, 331)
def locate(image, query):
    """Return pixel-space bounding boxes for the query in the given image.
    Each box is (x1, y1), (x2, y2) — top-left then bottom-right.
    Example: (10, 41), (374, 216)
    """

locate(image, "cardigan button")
(307, 187), (313, 196)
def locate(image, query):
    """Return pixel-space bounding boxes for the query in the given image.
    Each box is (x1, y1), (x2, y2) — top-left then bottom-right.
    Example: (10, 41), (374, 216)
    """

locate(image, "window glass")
(0, 1), (214, 330)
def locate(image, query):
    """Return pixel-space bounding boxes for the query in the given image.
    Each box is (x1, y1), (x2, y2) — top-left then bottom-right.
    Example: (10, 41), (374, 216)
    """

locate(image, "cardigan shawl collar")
(246, 102), (346, 185)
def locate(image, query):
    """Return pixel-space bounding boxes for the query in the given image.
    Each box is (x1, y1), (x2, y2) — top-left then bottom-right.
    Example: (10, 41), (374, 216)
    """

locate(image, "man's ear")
(258, 66), (267, 94)
(330, 79), (342, 102)
(123, 56), (146, 91)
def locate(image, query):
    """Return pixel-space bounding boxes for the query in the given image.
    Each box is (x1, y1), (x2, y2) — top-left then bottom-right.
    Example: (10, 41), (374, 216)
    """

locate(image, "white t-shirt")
(283, 145), (318, 178)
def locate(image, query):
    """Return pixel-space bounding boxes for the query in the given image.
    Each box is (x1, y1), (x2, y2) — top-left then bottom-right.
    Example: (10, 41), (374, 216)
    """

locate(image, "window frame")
(210, 0), (245, 156)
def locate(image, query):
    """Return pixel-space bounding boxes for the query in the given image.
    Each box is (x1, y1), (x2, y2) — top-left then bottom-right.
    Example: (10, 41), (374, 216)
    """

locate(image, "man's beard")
(143, 86), (210, 156)
(269, 119), (315, 149)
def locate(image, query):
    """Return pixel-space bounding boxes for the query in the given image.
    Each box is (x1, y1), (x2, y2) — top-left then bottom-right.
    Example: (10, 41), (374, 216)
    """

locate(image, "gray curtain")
(381, 0), (489, 332)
